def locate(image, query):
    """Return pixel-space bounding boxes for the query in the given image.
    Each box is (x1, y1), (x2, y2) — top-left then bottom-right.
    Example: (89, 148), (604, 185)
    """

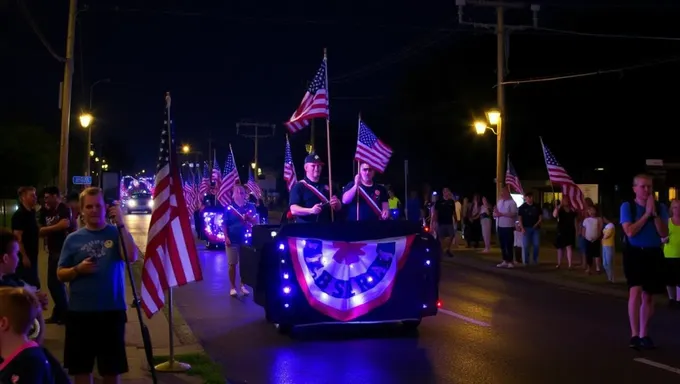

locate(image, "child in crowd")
(514, 221), (524, 265)
(601, 217), (616, 282)
(0, 287), (53, 382)
(582, 206), (603, 275)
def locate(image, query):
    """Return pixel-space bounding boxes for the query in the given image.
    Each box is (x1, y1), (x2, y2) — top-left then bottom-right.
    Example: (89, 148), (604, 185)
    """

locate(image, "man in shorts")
(620, 174), (668, 349)
(223, 185), (258, 297)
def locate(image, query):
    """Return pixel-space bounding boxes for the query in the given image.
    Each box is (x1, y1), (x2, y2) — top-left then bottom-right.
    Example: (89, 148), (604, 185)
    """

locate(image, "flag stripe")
(354, 119), (392, 173)
(285, 59), (329, 133)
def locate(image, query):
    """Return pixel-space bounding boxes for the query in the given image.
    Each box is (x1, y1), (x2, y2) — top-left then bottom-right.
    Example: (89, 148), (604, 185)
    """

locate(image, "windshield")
(131, 193), (151, 199)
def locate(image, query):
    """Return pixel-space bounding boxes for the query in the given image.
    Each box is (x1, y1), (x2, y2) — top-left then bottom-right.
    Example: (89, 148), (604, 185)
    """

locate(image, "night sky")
(4, 0), (680, 196)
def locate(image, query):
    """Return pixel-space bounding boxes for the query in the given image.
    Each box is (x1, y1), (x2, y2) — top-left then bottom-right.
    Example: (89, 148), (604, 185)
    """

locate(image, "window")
(542, 192), (562, 205)
(654, 191), (659, 201)
(670, 187), (677, 201)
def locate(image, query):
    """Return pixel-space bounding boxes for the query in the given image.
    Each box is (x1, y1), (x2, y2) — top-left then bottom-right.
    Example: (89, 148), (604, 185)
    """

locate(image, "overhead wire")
(15, 0), (66, 63)
(500, 55), (680, 86)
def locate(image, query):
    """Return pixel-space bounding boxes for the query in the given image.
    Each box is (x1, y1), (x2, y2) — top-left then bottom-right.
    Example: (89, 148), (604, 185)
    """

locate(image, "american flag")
(246, 167), (262, 200)
(283, 136), (297, 192)
(211, 158), (222, 191)
(217, 149), (239, 207)
(141, 93), (203, 318)
(284, 58), (329, 133)
(505, 157), (524, 195)
(354, 119), (392, 173)
(198, 162), (210, 197)
(540, 138), (585, 211)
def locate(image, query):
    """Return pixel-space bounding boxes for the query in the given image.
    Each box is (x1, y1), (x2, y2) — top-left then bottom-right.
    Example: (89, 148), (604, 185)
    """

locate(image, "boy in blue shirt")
(57, 187), (138, 382)
(620, 174), (669, 350)
(223, 185), (258, 297)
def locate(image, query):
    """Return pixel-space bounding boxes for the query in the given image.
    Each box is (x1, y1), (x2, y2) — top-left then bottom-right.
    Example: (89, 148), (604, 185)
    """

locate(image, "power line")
(525, 26), (680, 42)
(501, 55), (680, 86)
(16, 0), (66, 63)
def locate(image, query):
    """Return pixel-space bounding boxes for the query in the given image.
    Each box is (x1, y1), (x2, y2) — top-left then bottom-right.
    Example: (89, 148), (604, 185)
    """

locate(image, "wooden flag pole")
(323, 48), (334, 221)
(155, 92), (190, 373)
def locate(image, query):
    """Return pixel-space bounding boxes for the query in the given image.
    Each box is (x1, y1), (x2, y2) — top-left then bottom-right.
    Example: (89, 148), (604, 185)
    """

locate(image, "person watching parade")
(341, 162), (389, 221)
(289, 153), (342, 222)
(223, 185), (257, 297)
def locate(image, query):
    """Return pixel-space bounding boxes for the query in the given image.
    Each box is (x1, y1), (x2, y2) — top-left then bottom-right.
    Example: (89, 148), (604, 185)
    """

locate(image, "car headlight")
(147, 200), (154, 208)
(128, 200), (137, 208)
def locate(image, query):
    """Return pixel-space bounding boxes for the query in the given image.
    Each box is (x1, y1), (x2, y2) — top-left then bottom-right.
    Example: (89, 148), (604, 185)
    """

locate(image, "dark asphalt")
(125, 215), (680, 384)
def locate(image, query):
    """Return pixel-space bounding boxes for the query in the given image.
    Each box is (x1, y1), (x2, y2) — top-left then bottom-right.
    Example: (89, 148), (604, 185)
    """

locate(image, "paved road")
(124, 214), (680, 384)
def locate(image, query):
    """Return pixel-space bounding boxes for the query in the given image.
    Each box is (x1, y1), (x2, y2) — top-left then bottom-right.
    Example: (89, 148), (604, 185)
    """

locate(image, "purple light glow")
(203, 212), (225, 243)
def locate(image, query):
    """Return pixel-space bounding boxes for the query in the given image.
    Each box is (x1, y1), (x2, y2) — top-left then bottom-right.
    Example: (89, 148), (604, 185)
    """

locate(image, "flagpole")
(538, 137), (557, 200)
(155, 92), (190, 373)
(356, 113), (361, 221)
(230, 143), (240, 183)
(404, 159), (409, 220)
(324, 48), (334, 221)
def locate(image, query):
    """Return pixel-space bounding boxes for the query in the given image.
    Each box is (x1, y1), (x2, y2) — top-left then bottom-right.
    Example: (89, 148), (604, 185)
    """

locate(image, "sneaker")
(629, 336), (642, 349)
(506, 263), (514, 269)
(496, 262), (508, 268)
(640, 336), (656, 349)
(230, 288), (238, 297)
(241, 286), (250, 296)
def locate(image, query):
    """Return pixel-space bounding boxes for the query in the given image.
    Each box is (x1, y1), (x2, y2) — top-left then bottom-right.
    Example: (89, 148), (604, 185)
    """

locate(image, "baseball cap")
(304, 153), (324, 165)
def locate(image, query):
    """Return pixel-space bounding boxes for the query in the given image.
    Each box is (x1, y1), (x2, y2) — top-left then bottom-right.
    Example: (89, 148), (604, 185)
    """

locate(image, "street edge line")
(438, 308), (491, 327)
(634, 358), (680, 375)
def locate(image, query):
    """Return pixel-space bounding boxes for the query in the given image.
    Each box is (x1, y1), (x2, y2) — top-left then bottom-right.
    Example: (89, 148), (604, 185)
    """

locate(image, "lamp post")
(81, 78), (111, 181)
(474, 108), (504, 201)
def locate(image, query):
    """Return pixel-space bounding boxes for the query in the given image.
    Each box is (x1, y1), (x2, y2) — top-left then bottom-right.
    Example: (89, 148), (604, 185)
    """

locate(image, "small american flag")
(285, 58), (329, 133)
(141, 93), (203, 318)
(505, 157), (524, 195)
(198, 162), (210, 197)
(283, 136), (297, 192)
(246, 167), (262, 200)
(540, 138), (585, 211)
(217, 149), (239, 207)
(354, 118), (392, 173)
(211, 158), (222, 191)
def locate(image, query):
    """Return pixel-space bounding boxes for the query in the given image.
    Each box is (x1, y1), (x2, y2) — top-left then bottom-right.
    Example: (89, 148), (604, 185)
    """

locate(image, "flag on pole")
(505, 156), (524, 195)
(216, 148), (239, 207)
(354, 118), (392, 173)
(211, 158), (222, 191)
(198, 162), (210, 197)
(540, 138), (585, 211)
(283, 136), (297, 191)
(141, 93), (203, 318)
(284, 58), (329, 133)
(246, 168), (263, 200)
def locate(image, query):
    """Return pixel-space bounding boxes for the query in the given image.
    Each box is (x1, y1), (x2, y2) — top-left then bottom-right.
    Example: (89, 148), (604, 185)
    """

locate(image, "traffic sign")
(72, 176), (92, 185)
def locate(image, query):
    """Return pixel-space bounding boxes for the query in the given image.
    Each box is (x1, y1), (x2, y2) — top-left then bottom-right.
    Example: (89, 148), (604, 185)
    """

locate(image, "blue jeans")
(602, 246), (614, 281)
(522, 227), (540, 264)
(498, 227), (515, 263)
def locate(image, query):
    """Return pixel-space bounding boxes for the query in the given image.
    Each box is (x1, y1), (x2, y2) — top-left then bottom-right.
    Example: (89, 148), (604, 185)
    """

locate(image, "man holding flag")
(222, 185), (257, 297)
(289, 153), (341, 223)
(342, 163), (389, 221)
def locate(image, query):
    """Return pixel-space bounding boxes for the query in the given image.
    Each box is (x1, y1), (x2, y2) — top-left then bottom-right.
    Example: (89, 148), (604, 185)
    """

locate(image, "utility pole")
(456, 0), (540, 200)
(236, 121), (276, 172)
(58, 0), (78, 195)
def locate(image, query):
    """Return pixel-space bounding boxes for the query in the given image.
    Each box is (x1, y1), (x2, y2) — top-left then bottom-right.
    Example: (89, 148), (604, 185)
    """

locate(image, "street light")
(474, 121), (497, 136)
(251, 162), (257, 170)
(79, 113), (93, 128)
(182, 145), (190, 154)
(473, 108), (504, 201)
(486, 109), (501, 125)
(89, 150), (94, 156)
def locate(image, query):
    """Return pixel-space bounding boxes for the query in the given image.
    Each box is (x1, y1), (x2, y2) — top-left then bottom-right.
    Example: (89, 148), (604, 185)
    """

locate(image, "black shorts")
(64, 310), (129, 376)
(665, 258), (680, 287)
(622, 246), (665, 294)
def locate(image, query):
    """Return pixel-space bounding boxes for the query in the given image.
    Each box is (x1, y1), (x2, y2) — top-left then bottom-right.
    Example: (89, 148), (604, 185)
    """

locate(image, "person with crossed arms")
(342, 162), (389, 221)
(289, 153), (342, 223)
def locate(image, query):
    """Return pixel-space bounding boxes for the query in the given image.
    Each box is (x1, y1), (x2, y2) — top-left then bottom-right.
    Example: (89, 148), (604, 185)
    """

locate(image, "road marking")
(634, 358), (680, 375)
(438, 308), (491, 327)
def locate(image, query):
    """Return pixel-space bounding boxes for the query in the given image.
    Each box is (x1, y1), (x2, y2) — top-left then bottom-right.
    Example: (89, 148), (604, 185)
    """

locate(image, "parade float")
(240, 220), (441, 334)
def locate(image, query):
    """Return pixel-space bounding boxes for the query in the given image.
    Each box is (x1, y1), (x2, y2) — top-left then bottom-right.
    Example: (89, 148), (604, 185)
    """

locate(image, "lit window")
(654, 191), (659, 201)
(670, 187), (677, 201)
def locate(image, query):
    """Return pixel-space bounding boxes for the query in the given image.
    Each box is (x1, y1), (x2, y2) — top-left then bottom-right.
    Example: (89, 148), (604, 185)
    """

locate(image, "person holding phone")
(57, 187), (139, 383)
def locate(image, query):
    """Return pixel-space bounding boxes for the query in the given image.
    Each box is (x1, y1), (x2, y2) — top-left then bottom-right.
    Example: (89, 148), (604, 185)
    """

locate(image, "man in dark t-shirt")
(433, 188), (457, 256)
(518, 192), (542, 265)
(38, 187), (70, 324)
(10, 187), (40, 289)
(342, 162), (389, 221)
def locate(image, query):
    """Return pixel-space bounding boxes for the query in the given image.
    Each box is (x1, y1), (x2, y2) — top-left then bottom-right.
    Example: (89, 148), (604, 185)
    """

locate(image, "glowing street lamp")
(95, 157), (100, 162)
(182, 145), (190, 154)
(486, 109), (501, 126)
(474, 121), (487, 135)
(89, 150), (94, 156)
(79, 113), (93, 128)
(251, 162), (257, 170)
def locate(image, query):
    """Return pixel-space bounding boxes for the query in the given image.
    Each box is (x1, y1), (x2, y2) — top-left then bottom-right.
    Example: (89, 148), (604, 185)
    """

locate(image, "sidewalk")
(37, 246), (205, 383)
(448, 245), (632, 299)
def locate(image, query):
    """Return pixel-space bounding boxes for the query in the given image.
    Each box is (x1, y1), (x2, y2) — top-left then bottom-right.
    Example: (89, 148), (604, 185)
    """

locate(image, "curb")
(444, 254), (630, 300)
(130, 259), (201, 347)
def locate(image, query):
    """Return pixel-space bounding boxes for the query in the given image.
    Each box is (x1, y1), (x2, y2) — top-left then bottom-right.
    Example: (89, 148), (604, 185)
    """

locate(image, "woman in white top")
(581, 206), (603, 274)
(480, 196), (492, 252)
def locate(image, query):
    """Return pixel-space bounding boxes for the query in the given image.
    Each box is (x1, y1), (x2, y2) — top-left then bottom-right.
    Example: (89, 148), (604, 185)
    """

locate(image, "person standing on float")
(341, 162), (389, 221)
(288, 153), (342, 223)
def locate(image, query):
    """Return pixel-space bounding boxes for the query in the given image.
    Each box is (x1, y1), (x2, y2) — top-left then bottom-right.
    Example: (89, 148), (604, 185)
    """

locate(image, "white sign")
(577, 184), (599, 204)
(646, 159), (663, 167)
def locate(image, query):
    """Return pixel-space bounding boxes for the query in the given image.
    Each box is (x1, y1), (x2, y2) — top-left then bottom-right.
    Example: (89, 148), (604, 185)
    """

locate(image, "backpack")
(621, 199), (662, 247)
